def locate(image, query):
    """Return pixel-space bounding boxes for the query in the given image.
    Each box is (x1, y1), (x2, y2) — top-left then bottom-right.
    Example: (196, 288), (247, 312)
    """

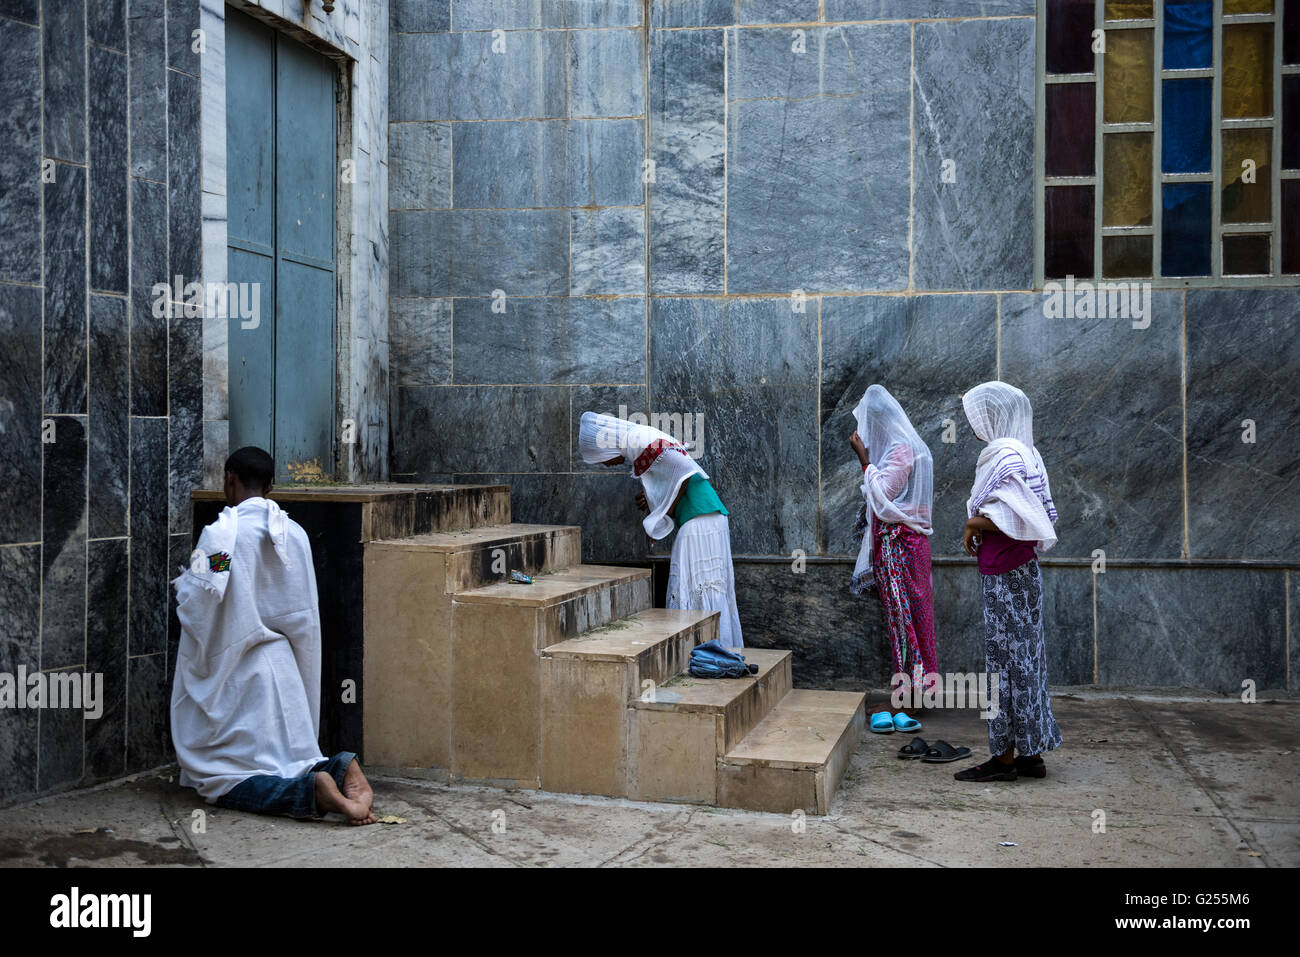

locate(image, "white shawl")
(578, 411), (706, 541)
(850, 386), (933, 594)
(962, 382), (1059, 552)
(170, 497), (324, 800)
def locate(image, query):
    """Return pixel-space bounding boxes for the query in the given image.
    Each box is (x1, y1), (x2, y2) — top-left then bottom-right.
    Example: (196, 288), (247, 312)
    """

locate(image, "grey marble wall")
(0, 0), (389, 808)
(0, 0), (200, 806)
(382, 3), (1296, 697)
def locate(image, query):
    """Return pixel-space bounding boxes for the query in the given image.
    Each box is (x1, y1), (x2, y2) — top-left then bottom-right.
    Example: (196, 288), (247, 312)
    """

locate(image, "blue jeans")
(215, 751), (357, 820)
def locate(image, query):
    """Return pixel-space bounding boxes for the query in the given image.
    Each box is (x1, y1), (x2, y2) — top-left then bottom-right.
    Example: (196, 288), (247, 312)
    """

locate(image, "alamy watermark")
(597, 404), (707, 460)
(0, 667), (103, 719)
(151, 275), (261, 329)
(891, 672), (1000, 719)
(1042, 275), (1151, 329)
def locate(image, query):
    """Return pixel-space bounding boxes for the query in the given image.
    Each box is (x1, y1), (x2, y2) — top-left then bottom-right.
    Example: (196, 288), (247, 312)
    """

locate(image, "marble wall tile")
(199, 0), (227, 197)
(131, 0), (166, 18)
(392, 0), (450, 33)
(820, 294), (997, 557)
(129, 416), (169, 656)
(1291, 571), (1298, 692)
(167, 0), (201, 74)
(451, 117), (643, 208)
(650, 297), (819, 555)
(168, 69), (202, 285)
(202, 418), (228, 488)
(200, 191), (228, 420)
(932, 562), (1096, 686)
(0, 0), (38, 24)
(569, 28), (644, 118)
(453, 296), (645, 384)
(389, 121), (451, 209)
(0, 18), (41, 284)
(393, 385), (571, 473)
(166, 532), (188, 691)
(929, 561), (987, 675)
(1001, 291), (1184, 560)
(451, 30), (567, 120)
(43, 0), (86, 163)
(0, 544), (39, 803)
(129, 12), (167, 181)
(570, 383), (647, 471)
(44, 163), (89, 415)
(0, 283), (42, 545)
(0, 544), (39, 670)
(825, 0), (1035, 17)
(733, 561), (893, 689)
(1186, 289), (1300, 560)
(392, 209), (569, 297)
(169, 311), (203, 534)
(455, 471), (650, 563)
(37, 666), (85, 790)
(451, 0), (642, 30)
(1096, 567), (1287, 691)
(731, 22), (875, 99)
(570, 208), (645, 295)
(89, 0), (128, 50)
(726, 25), (910, 293)
(566, 117), (644, 207)
(912, 18), (1034, 290)
(41, 415), (87, 670)
(649, 0), (733, 28)
(126, 652), (170, 770)
(389, 298), (451, 387)
(389, 32), (451, 120)
(735, 0), (820, 22)
(89, 45), (130, 295)
(84, 537), (128, 781)
(130, 177), (168, 415)
(648, 29), (724, 293)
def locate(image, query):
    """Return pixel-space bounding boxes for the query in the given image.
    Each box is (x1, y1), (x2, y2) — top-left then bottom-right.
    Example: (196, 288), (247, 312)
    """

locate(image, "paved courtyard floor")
(1, 689), (1295, 868)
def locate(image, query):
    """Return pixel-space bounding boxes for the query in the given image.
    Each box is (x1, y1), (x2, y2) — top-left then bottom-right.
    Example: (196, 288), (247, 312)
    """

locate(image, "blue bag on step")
(689, 639), (753, 679)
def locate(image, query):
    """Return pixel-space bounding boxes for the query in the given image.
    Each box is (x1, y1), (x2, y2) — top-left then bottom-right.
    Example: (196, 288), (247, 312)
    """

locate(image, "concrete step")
(539, 608), (719, 798)
(362, 523), (586, 771)
(195, 483), (511, 540)
(381, 522), (583, 594)
(631, 648), (792, 805)
(448, 566), (654, 786)
(716, 689), (867, 815)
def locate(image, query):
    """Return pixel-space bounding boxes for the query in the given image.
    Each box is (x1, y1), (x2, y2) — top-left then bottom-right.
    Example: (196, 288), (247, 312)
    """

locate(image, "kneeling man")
(171, 446), (375, 824)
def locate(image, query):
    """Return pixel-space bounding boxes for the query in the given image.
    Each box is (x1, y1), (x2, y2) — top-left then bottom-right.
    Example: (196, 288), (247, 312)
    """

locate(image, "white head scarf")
(962, 381), (1058, 552)
(850, 386), (933, 594)
(578, 412), (707, 541)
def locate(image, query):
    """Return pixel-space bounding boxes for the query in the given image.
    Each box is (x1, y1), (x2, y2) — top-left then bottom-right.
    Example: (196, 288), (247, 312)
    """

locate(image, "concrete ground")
(1, 689), (1295, 868)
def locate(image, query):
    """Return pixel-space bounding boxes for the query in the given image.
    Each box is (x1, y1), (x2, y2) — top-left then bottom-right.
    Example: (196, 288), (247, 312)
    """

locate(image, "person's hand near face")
(849, 431), (869, 468)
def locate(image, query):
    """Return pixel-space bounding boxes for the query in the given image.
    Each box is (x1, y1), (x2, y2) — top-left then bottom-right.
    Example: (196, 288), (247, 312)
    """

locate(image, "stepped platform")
(193, 482), (865, 814)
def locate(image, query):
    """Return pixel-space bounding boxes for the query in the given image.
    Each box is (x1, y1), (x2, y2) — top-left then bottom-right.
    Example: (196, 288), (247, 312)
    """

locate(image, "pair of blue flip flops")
(870, 711), (921, 734)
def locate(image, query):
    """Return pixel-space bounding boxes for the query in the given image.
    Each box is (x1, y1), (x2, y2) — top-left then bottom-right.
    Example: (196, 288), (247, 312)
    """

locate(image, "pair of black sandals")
(897, 737), (971, 763)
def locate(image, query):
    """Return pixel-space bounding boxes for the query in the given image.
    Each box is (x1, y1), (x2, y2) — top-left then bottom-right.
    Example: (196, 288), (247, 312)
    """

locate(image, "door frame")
(200, 1), (380, 487)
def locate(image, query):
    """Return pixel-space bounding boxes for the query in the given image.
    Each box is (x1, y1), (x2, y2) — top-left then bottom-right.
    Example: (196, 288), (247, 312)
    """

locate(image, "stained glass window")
(1041, 0), (1298, 281)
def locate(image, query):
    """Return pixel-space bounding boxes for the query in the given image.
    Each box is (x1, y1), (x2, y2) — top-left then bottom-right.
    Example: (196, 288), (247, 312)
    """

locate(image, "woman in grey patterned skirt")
(954, 382), (1062, 783)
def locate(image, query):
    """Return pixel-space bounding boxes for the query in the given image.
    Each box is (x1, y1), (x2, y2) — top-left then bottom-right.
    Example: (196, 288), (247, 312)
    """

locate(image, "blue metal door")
(225, 9), (336, 482)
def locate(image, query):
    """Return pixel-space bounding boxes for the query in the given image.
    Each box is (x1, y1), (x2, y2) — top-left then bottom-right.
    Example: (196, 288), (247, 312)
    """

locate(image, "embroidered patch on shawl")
(207, 552), (232, 573)
(634, 438), (681, 477)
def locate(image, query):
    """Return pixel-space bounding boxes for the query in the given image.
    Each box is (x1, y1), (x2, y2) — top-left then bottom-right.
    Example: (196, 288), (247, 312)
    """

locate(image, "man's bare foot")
(315, 771), (374, 825)
(340, 759), (375, 825)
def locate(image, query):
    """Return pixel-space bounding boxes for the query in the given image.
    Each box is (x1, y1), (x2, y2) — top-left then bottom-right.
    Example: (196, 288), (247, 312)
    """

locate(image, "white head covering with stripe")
(962, 381), (1058, 552)
(578, 411), (707, 541)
